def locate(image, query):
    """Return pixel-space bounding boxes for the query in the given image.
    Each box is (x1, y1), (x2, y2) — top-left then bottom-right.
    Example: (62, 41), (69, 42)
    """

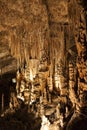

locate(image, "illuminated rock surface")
(0, 0), (87, 130)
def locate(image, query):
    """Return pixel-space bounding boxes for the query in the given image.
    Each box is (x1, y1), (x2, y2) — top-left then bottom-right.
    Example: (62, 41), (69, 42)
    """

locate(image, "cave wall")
(0, 0), (87, 129)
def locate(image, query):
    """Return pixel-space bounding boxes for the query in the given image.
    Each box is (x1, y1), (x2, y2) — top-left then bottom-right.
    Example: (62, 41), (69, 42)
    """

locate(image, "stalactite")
(75, 8), (87, 105)
(66, 1), (87, 130)
(69, 62), (78, 108)
(1, 1), (87, 130)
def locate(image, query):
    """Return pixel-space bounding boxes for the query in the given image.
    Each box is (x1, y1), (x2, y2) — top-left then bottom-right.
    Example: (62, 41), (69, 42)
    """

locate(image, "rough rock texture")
(0, 0), (87, 130)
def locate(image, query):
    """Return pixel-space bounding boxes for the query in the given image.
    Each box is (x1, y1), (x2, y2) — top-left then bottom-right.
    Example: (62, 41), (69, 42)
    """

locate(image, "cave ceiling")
(0, 0), (79, 76)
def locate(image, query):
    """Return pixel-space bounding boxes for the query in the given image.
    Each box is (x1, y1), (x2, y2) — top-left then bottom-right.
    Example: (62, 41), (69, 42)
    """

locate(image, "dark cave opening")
(0, 72), (16, 112)
(66, 114), (87, 130)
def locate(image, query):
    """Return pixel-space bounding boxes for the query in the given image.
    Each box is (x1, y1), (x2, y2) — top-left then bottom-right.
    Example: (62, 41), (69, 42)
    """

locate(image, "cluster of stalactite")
(74, 6), (87, 122)
(66, 1), (87, 130)
(1, 0), (87, 130)
(71, 0), (87, 109)
(7, 1), (76, 129)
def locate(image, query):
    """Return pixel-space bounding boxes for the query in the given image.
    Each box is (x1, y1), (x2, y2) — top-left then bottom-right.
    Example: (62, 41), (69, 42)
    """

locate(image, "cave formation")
(0, 0), (87, 130)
